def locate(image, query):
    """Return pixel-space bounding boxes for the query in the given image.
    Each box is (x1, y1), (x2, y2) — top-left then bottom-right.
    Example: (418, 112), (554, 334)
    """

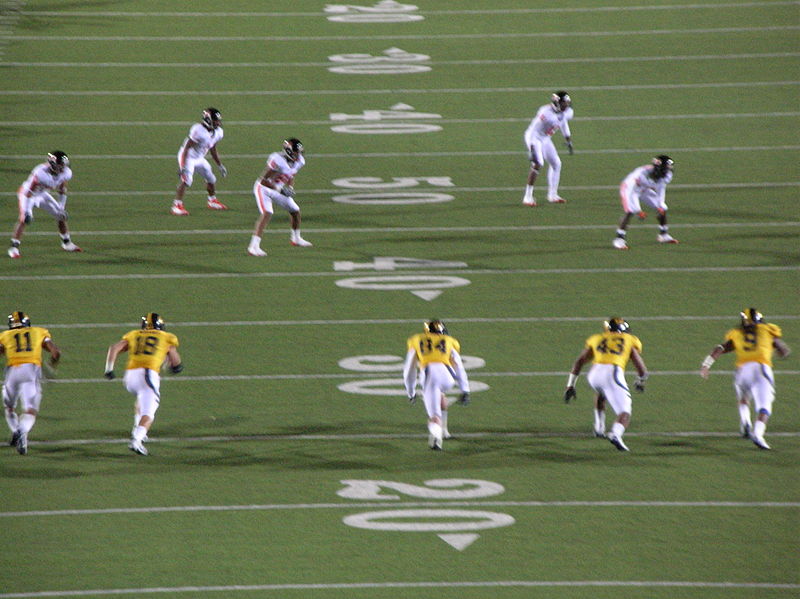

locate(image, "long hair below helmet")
(424, 319), (448, 335)
(141, 313), (165, 330)
(8, 311), (31, 329)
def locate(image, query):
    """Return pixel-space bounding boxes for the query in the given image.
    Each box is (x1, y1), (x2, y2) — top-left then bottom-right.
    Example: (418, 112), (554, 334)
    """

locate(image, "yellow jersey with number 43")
(585, 331), (642, 368)
(0, 326), (52, 367)
(407, 333), (461, 367)
(725, 323), (782, 367)
(122, 329), (179, 371)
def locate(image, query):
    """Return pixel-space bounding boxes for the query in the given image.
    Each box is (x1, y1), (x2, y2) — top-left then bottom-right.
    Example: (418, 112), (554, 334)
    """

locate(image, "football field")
(0, 1), (798, 597)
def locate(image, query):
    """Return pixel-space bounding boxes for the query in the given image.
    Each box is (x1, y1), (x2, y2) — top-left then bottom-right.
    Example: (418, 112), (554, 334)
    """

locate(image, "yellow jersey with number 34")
(122, 329), (179, 371)
(725, 323), (782, 367)
(585, 331), (642, 368)
(407, 333), (461, 367)
(0, 326), (52, 367)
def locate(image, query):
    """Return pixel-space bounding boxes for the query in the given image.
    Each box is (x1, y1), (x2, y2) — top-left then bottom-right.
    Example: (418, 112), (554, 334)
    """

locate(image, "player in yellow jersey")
(564, 317), (648, 451)
(403, 320), (470, 450)
(0, 311), (60, 455)
(105, 313), (183, 456)
(700, 308), (791, 450)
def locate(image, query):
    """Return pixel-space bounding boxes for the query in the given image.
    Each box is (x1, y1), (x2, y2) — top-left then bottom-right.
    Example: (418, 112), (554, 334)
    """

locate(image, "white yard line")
(15, 2), (799, 18)
(0, 579), (797, 598)
(1, 80), (798, 96)
(6, 25), (799, 42)
(7, 52), (800, 69)
(0, 265), (797, 283)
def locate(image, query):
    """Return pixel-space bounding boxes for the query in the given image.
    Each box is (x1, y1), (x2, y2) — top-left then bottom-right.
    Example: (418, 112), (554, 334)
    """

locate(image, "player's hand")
(179, 168), (191, 182)
(700, 365), (710, 380)
(170, 363), (184, 374)
(408, 393), (417, 405)
(634, 375), (647, 393)
(218, 164), (228, 178)
(104, 370), (115, 380)
(637, 211), (647, 220)
(280, 185), (295, 198)
(458, 392), (470, 406)
(564, 387), (576, 403)
(566, 140), (574, 155)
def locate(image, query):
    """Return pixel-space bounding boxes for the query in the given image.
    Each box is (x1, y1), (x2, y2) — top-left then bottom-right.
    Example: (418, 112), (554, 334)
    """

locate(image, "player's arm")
(402, 348), (419, 402)
(167, 346), (183, 374)
(43, 338), (60, 366)
(700, 340), (734, 379)
(564, 347), (592, 402)
(209, 145), (227, 177)
(450, 349), (470, 404)
(774, 338), (791, 359)
(630, 347), (648, 392)
(104, 339), (129, 379)
(561, 120), (573, 154)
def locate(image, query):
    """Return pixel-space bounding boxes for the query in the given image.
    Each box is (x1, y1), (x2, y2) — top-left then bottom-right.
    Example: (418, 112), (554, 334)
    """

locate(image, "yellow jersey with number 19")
(585, 331), (643, 368)
(0, 326), (52, 367)
(407, 333), (461, 367)
(122, 329), (179, 371)
(725, 323), (782, 367)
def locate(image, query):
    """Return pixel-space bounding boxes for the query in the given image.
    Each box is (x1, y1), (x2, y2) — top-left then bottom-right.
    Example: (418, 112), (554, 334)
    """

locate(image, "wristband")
(701, 355), (715, 369)
(567, 373), (578, 388)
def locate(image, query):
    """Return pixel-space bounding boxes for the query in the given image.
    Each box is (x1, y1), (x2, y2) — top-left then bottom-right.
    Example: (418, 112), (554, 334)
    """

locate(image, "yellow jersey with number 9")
(0, 326), (52, 366)
(122, 329), (179, 371)
(585, 331), (642, 368)
(725, 323), (782, 367)
(407, 333), (461, 367)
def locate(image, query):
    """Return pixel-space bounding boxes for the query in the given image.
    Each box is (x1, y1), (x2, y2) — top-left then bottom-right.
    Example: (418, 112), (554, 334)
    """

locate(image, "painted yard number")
(332, 176), (454, 206)
(325, 1), (423, 22)
(331, 103), (442, 134)
(339, 479), (514, 551)
(329, 47), (430, 74)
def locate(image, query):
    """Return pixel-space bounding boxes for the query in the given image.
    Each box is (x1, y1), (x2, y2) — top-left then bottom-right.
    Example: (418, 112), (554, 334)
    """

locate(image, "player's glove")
(280, 185), (295, 198)
(458, 392), (470, 406)
(564, 387), (577, 403)
(170, 363), (184, 374)
(566, 140), (574, 155)
(634, 374), (648, 393)
(104, 370), (115, 380)
(408, 393), (417, 405)
(218, 164), (228, 178)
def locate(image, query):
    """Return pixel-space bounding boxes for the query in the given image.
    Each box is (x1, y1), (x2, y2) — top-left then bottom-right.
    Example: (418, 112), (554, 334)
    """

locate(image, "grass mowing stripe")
(1, 266), (797, 283)
(8, 52), (800, 69)
(8, 25), (799, 42)
(2, 81), (798, 96)
(1, 580), (798, 598)
(3, 500), (798, 518)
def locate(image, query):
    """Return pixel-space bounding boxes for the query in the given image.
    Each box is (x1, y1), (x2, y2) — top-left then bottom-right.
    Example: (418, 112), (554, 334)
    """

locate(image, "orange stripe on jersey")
(619, 181), (631, 213)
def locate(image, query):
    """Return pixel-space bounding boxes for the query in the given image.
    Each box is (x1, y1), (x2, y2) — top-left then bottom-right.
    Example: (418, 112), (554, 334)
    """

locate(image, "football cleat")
(15, 430), (27, 455)
(604, 317), (630, 333)
(207, 198), (228, 210)
(740, 308), (763, 328)
(283, 138), (304, 162)
(290, 237), (312, 247)
(61, 241), (82, 252)
(657, 233), (679, 244)
(428, 434), (443, 451)
(593, 429), (606, 439)
(129, 439), (149, 456)
(8, 311), (31, 329)
(141, 313), (165, 331)
(7, 247), (20, 259)
(613, 238), (629, 250)
(751, 435), (770, 450)
(9, 429), (21, 447)
(443, 429), (452, 440)
(522, 196), (537, 206)
(607, 433), (629, 452)
(740, 422), (751, 439)
(248, 247), (267, 257)
(548, 196), (567, 204)
(170, 202), (190, 216)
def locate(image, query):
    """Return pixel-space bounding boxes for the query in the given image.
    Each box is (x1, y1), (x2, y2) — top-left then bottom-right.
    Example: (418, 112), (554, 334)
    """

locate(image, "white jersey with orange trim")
(261, 152), (305, 189)
(18, 163), (72, 197)
(525, 103), (573, 142)
(619, 164), (673, 213)
(178, 123), (223, 164)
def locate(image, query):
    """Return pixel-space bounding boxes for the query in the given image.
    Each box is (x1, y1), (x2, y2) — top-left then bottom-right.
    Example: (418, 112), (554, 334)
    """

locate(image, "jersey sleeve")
(168, 333), (179, 348)
(766, 323), (782, 338)
(632, 335), (642, 353)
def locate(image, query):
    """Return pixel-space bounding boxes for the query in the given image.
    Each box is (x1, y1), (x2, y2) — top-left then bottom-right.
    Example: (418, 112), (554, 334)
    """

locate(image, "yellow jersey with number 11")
(122, 329), (179, 371)
(0, 327), (52, 366)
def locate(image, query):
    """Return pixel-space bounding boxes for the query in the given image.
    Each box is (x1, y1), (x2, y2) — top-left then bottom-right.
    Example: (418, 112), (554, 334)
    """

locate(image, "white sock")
(610, 421), (626, 438)
(524, 185), (534, 199)
(132, 425), (148, 442)
(250, 235), (261, 248)
(5, 410), (19, 433)
(738, 403), (752, 428)
(427, 421), (442, 440)
(208, 195), (216, 202)
(593, 409), (605, 433)
(291, 229), (300, 241)
(753, 420), (766, 439)
(442, 411), (449, 434)
(19, 413), (36, 434)
(173, 199), (182, 206)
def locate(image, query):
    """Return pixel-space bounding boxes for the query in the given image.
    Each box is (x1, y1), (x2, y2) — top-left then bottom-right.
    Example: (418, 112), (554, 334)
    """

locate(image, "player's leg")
(3, 382), (20, 443)
(604, 366), (633, 451)
(614, 184), (640, 249)
(13, 367), (42, 455)
(193, 159), (225, 210)
(248, 182), (274, 256)
(288, 209), (311, 247)
(125, 369), (160, 455)
(423, 366), (453, 450)
(543, 140), (565, 203)
(749, 366), (775, 450)
(8, 191), (34, 257)
(655, 204), (678, 243)
(172, 155), (195, 214)
(440, 393), (451, 439)
(733, 369), (753, 438)
(523, 138), (543, 206)
(593, 392), (607, 437)
(38, 192), (81, 251)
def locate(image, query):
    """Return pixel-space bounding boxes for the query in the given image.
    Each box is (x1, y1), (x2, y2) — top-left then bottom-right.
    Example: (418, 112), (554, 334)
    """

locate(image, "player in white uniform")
(171, 107), (228, 215)
(8, 151), (82, 258)
(522, 91), (574, 206)
(247, 138), (312, 256)
(613, 155), (678, 249)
